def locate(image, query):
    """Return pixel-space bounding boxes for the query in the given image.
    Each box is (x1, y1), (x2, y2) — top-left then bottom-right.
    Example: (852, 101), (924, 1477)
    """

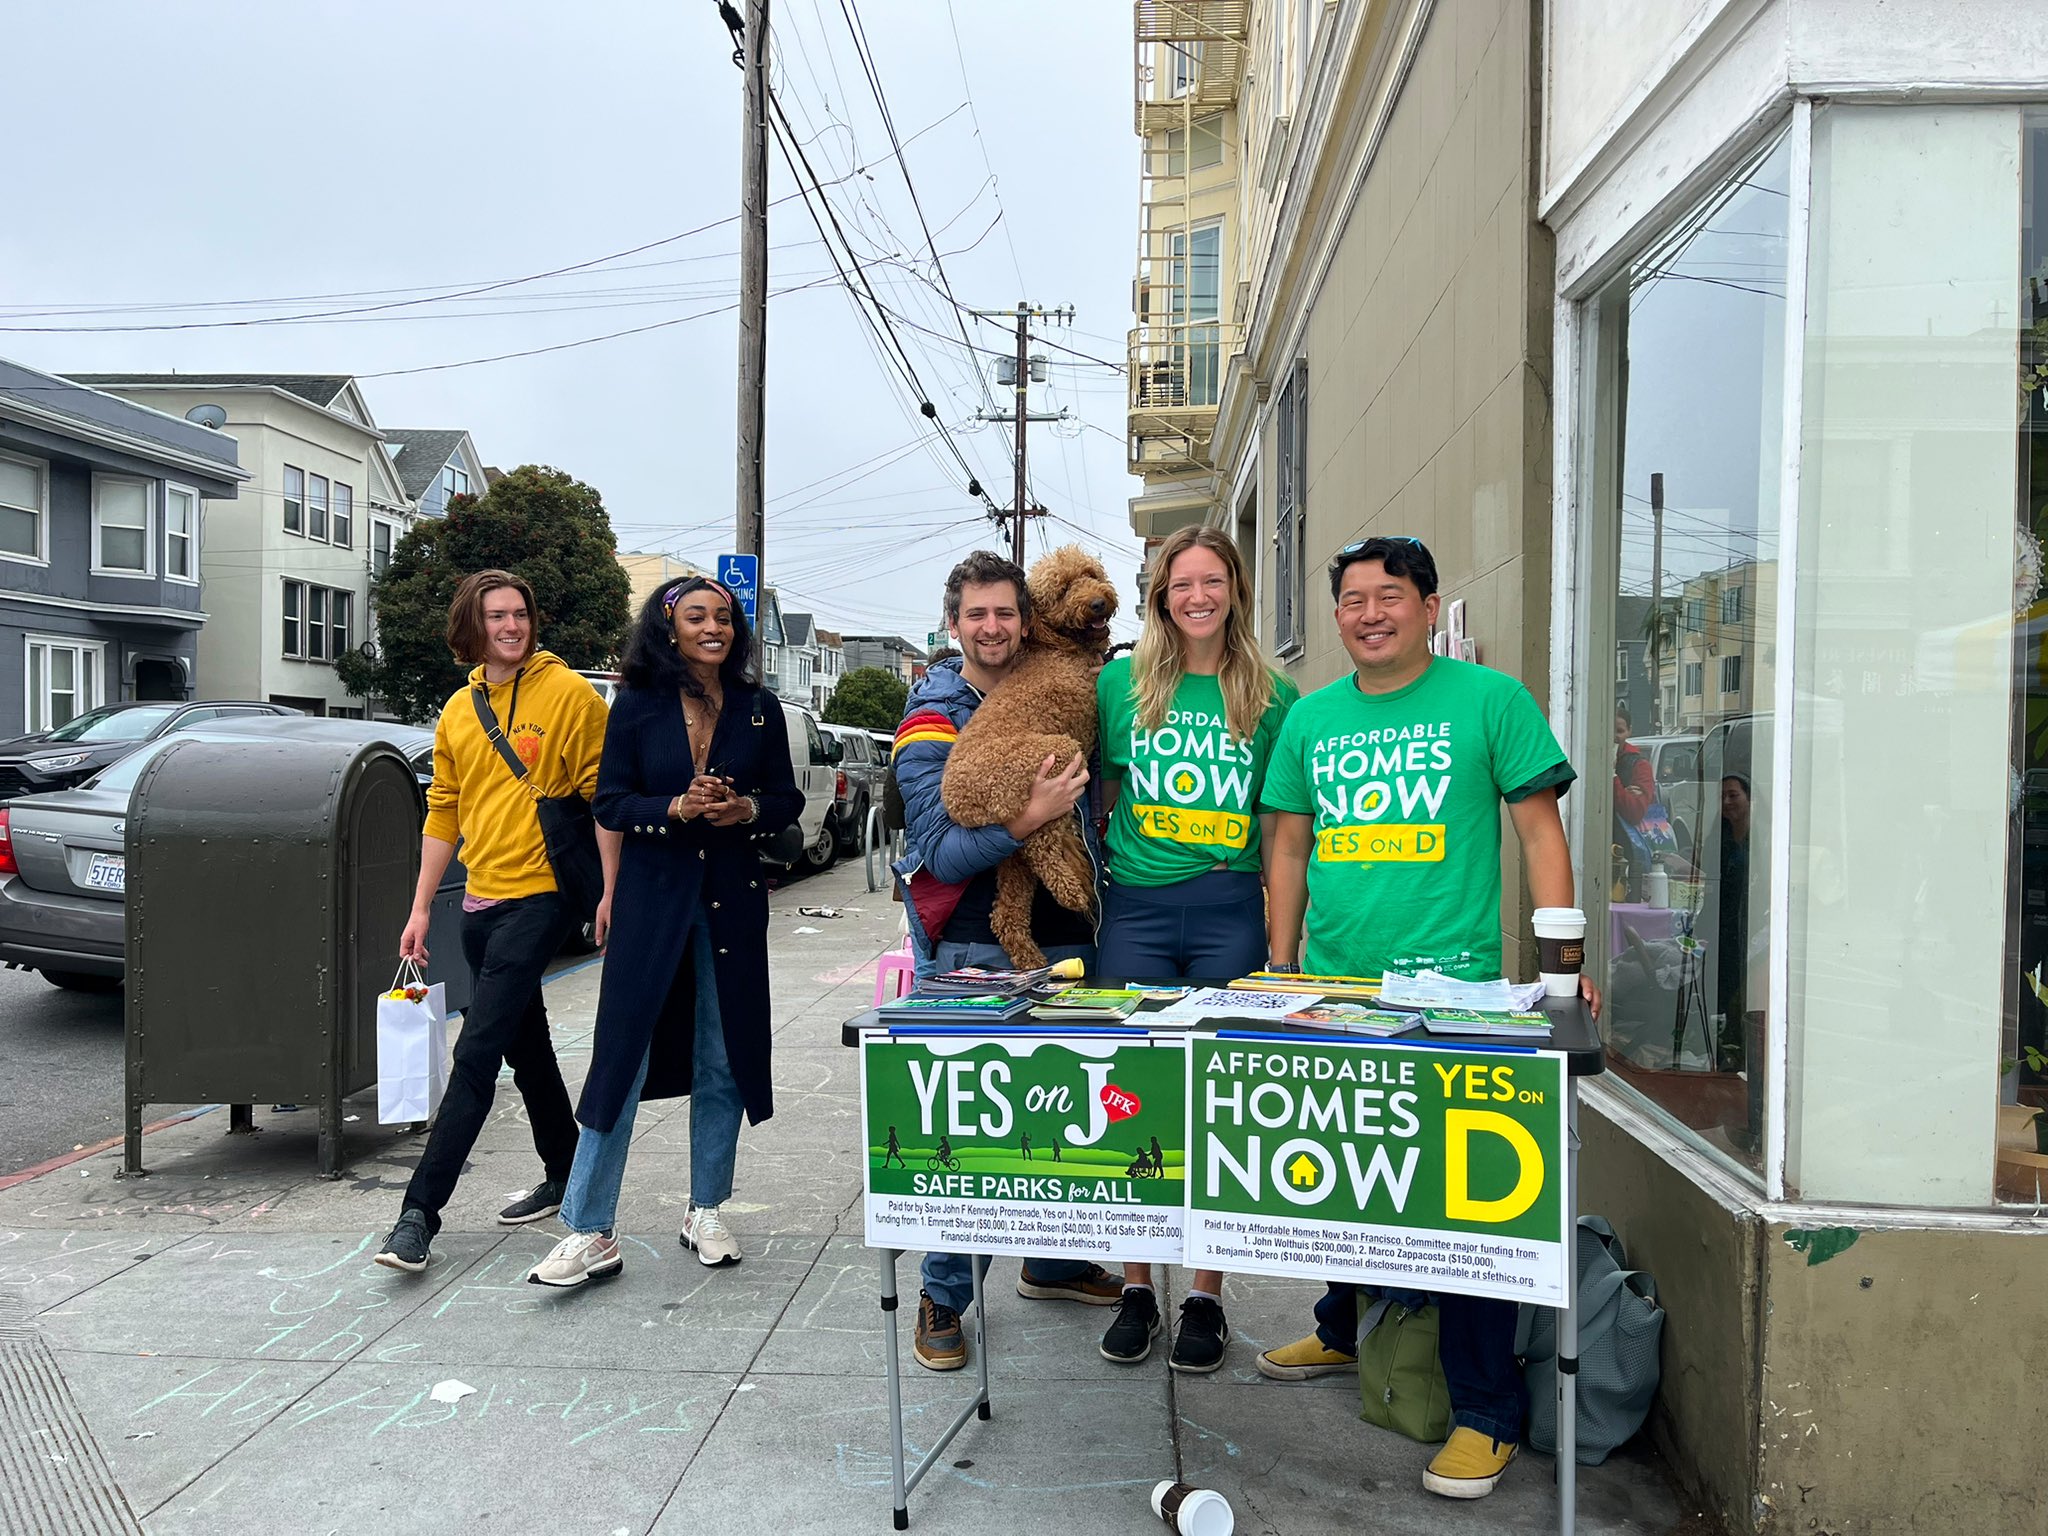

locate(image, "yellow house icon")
(1287, 1152), (1320, 1189)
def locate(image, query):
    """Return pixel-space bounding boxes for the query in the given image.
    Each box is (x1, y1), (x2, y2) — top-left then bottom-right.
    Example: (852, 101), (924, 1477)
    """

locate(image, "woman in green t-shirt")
(1093, 525), (1298, 1374)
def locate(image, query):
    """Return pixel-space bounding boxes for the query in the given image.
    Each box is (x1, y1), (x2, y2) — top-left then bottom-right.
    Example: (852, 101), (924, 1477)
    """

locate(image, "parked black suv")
(0, 700), (296, 800)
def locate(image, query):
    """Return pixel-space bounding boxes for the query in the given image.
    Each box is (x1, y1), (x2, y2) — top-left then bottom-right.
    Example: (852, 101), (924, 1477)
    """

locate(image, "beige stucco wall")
(1586, 1088), (2048, 1533)
(1264, 0), (1556, 975)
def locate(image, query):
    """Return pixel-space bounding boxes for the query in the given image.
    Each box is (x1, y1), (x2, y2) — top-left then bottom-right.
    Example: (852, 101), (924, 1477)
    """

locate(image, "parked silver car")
(0, 718), (433, 992)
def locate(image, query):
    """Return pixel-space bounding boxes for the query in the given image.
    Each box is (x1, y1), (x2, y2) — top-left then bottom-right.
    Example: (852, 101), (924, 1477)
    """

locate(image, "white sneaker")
(526, 1230), (623, 1288)
(680, 1202), (742, 1267)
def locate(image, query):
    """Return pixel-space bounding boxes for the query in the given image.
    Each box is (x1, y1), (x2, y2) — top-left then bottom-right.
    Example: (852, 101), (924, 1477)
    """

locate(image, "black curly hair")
(620, 576), (756, 699)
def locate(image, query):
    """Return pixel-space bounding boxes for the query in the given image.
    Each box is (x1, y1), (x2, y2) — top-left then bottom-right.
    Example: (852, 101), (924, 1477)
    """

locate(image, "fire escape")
(1128, 2), (1248, 477)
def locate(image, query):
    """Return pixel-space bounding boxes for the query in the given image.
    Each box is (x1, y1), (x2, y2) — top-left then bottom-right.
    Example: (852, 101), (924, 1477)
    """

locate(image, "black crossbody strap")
(470, 682), (540, 798)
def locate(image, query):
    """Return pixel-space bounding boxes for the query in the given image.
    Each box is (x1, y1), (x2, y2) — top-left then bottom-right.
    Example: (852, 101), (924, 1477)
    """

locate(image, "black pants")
(401, 893), (578, 1235)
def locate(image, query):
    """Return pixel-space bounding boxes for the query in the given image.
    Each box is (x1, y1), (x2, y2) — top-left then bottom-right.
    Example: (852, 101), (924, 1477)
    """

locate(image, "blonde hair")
(1129, 526), (1276, 740)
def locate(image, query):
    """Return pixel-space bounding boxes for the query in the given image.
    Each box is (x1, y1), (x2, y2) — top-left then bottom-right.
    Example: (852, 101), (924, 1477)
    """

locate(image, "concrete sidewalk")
(0, 861), (1687, 1535)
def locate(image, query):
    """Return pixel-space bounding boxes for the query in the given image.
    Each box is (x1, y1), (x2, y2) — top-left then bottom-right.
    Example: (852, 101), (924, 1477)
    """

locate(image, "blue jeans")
(1314, 1283), (1527, 1443)
(560, 917), (743, 1232)
(919, 939), (1096, 1311)
(1095, 869), (1266, 981)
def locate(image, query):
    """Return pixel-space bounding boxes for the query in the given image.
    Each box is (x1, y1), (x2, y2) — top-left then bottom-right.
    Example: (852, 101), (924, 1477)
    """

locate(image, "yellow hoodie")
(423, 649), (609, 900)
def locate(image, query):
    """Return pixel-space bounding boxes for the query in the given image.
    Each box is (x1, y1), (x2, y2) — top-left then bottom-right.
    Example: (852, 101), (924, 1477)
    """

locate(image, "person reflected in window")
(1715, 773), (1752, 1068)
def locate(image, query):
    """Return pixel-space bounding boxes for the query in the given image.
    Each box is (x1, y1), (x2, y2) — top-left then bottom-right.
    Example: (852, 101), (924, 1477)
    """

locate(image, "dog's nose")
(1089, 597), (1108, 617)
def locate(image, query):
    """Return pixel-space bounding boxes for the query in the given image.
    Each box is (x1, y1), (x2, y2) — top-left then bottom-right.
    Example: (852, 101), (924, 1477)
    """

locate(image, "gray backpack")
(1515, 1215), (1664, 1464)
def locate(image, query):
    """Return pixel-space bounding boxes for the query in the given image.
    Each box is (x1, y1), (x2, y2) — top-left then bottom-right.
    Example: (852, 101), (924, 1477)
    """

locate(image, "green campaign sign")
(861, 1035), (1188, 1261)
(1184, 1038), (1569, 1304)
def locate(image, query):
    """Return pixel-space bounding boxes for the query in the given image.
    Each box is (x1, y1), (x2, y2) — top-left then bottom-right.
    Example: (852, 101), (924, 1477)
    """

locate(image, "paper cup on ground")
(1532, 906), (1586, 999)
(1151, 1480), (1234, 1536)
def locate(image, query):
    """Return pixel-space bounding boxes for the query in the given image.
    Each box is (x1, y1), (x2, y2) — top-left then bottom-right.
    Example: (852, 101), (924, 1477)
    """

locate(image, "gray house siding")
(0, 363), (241, 730)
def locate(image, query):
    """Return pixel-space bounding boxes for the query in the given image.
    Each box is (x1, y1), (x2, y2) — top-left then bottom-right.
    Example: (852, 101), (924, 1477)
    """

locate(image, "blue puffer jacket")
(889, 655), (1102, 960)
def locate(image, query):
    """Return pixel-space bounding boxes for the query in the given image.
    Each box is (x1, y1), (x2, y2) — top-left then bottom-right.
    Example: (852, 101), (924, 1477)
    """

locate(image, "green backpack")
(1356, 1296), (1453, 1443)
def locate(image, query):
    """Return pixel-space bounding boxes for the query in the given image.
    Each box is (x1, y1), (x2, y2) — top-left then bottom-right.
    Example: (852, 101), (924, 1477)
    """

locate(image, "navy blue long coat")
(577, 681), (804, 1133)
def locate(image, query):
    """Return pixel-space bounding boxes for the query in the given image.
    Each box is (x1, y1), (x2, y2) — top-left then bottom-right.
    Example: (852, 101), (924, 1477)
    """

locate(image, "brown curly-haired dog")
(941, 545), (1118, 968)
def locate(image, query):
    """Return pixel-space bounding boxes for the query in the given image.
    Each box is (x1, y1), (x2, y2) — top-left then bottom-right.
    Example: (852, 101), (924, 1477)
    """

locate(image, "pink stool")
(872, 940), (915, 1006)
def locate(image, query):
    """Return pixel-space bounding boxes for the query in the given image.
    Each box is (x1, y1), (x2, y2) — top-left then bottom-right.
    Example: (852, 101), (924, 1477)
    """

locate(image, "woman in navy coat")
(527, 577), (803, 1288)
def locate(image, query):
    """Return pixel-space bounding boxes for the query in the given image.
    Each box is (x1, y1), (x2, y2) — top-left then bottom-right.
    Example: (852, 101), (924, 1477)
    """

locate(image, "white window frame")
(440, 463), (470, 501)
(164, 482), (199, 583)
(90, 474), (155, 577)
(330, 589), (352, 659)
(331, 481), (353, 549)
(307, 473), (329, 542)
(370, 516), (398, 578)
(23, 635), (106, 734)
(307, 586), (329, 661)
(283, 464), (305, 536)
(0, 449), (49, 566)
(1720, 653), (1743, 695)
(283, 579), (304, 658)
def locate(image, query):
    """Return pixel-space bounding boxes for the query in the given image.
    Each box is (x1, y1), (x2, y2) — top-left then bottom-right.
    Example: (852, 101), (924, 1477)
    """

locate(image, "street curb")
(0, 953), (611, 1196)
(0, 1104), (222, 1194)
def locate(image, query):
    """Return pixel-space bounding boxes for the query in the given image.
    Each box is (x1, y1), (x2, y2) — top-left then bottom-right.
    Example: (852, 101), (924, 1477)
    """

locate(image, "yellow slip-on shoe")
(1422, 1427), (1518, 1499)
(1254, 1332), (1357, 1381)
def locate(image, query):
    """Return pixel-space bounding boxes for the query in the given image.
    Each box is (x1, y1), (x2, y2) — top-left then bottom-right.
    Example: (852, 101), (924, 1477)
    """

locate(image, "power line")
(764, 80), (1002, 519)
(0, 103), (971, 335)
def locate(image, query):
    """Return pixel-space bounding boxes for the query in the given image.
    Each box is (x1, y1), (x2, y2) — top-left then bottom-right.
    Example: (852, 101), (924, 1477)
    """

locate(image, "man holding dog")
(1257, 535), (1594, 1502)
(891, 549), (1120, 1370)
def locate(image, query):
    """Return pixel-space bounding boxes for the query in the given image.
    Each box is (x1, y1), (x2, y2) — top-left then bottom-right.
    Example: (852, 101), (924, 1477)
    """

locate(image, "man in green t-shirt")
(1255, 535), (1590, 1503)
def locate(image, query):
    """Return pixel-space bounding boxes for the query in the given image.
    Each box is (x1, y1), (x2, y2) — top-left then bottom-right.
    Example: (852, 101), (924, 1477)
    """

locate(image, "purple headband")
(663, 578), (734, 618)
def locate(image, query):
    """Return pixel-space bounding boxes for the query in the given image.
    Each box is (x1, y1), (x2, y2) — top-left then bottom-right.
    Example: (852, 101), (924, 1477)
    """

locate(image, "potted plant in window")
(2000, 1045), (2048, 1153)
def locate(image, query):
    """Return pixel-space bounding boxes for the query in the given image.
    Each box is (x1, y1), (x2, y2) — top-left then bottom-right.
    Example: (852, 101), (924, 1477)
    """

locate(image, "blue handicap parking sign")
(719, 553), (759, 623)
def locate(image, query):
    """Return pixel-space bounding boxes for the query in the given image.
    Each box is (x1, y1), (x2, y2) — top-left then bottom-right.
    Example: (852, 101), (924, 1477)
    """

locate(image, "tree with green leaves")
(821, 666), (909, 732)
(338, 465), (633, 723)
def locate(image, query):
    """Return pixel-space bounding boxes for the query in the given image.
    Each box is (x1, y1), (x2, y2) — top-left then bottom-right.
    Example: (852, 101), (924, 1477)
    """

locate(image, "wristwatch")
(1267, 960), (1301, 974)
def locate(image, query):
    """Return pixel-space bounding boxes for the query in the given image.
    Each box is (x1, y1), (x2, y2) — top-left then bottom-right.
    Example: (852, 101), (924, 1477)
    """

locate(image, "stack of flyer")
(1419, 1008), (1553, 1039)
(915, 965), (1052, 997)
(877, 993), (1036, 1024)
(1231, 971), (1386, 1002)
(1282, 1002), (1420, 1037)
(1027, 988), (1142, 1022)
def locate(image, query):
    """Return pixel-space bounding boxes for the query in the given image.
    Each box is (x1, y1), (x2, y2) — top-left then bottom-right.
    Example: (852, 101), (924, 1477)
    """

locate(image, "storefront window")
(1792, 105), (2023, 1207)
(1583, 132), (1791, 1174)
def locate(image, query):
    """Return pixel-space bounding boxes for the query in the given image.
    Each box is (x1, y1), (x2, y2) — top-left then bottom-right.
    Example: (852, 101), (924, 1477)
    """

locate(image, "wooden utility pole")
(971, 302), (1074, 563)
(734, 0), (770, 579)
(1011, 302), (1030, 565)
(1649, 470), (1666, 733)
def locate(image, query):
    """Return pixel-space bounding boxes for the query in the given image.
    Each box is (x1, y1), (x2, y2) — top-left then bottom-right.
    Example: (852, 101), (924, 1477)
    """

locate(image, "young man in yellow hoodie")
(375, 569), (615, 1272)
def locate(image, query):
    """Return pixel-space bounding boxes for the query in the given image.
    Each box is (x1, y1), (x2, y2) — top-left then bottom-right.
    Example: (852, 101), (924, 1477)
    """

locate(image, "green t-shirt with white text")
(1259, 657), (1572, 980)
(1098, 656), (1298, 886)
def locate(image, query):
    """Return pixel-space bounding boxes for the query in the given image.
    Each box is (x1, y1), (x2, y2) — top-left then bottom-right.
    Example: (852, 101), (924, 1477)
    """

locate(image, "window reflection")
(1591, 132), (1791, 1173)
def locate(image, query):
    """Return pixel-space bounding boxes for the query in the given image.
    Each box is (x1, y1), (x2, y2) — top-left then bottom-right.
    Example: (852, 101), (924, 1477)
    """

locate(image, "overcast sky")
(2, 0), (1142, 644)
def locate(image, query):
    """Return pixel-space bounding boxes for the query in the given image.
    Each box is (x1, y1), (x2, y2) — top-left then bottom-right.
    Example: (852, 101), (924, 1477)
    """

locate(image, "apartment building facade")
(75, 375), (410, 717)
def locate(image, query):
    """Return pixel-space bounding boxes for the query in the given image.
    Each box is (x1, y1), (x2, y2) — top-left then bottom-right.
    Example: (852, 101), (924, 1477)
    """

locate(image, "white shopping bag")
(377, 960), (449, 1125)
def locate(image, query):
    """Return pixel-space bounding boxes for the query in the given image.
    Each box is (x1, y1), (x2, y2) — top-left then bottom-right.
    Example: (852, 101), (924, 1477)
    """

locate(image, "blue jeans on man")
(919, 938), (1097, 1312)
(1315, 1282), (1527, 1443)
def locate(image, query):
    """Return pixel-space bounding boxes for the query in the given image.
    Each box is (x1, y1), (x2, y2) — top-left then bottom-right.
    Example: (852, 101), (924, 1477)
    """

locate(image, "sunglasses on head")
(1335, 536), (1423, 556)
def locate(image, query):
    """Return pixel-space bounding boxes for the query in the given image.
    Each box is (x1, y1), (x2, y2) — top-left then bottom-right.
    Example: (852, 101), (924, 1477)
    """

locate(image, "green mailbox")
(123, 736), (421, 1176)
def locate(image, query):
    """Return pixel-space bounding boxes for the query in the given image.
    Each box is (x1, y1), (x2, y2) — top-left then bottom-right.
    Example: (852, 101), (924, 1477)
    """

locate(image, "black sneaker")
(1099, 1287), (1162, 1364)
(497, 1180), (565, 1226)
(374, 1209), (432, 1272)
(1169, 1295), (1230, 1374)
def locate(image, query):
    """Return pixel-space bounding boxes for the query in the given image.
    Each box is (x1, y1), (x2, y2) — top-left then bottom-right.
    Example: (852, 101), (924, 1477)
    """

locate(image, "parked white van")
(773, 697), (840, 872)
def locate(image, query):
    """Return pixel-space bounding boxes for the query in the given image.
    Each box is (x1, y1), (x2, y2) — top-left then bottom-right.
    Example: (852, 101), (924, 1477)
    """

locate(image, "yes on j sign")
(910, 1056), (1132, 1147)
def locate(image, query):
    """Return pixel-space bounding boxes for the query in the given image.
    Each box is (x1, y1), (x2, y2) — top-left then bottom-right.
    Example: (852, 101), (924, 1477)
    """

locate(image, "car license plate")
(86, 853), (125, 893)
